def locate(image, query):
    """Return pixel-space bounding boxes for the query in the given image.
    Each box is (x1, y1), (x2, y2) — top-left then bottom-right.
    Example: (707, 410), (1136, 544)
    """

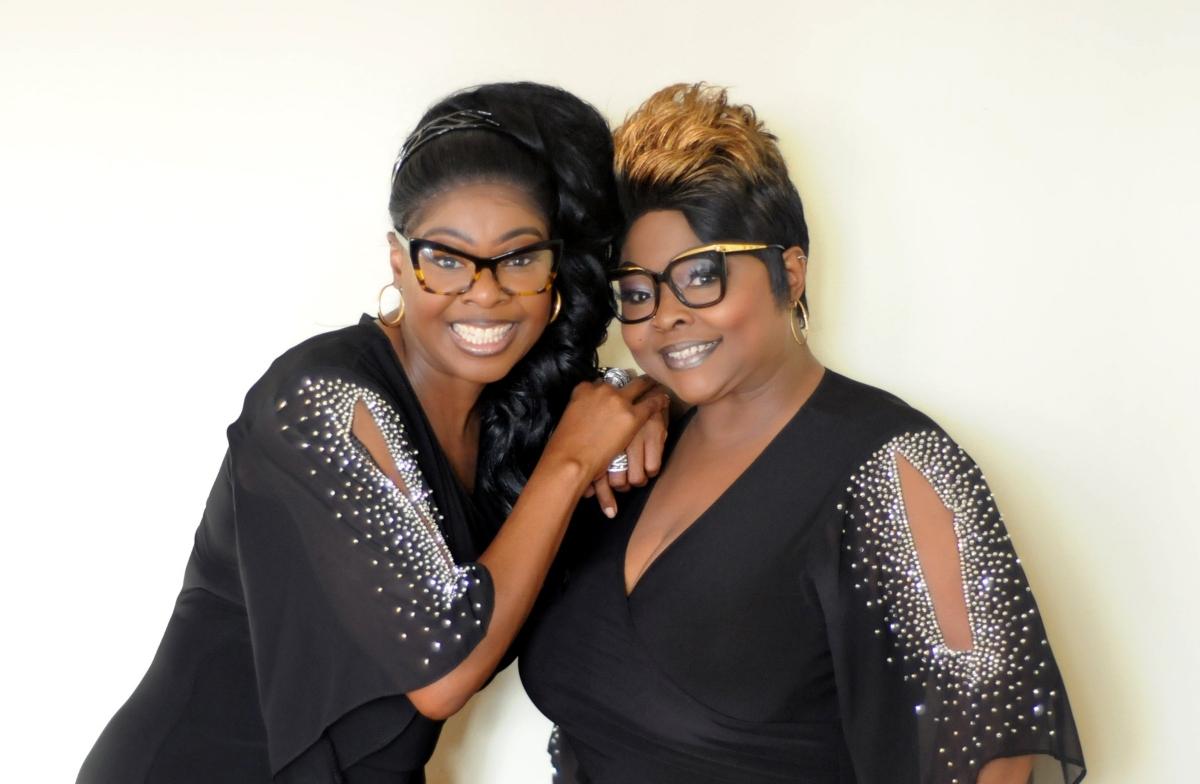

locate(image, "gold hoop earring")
(378, 283), (405, 326)
(549, 290), (563, 323)
(790, 300), (809, 346)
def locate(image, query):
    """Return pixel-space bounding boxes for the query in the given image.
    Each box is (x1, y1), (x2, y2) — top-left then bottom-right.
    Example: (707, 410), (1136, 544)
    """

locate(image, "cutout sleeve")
(230, 373), (494, 774)
(824, 429), (1085, 783)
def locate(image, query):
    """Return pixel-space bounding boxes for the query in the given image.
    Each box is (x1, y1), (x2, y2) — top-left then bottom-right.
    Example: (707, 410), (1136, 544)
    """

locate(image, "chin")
(672, 382), (720, 407)
(456, 357), (523, 385)
(446, 342), (534, 385)
(651, 366), (725, 408)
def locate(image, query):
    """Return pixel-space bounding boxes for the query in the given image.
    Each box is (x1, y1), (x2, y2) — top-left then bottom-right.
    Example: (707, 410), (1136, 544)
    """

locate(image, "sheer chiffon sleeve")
(823, 429), (1085, 784)
(229, 371), (494, 774)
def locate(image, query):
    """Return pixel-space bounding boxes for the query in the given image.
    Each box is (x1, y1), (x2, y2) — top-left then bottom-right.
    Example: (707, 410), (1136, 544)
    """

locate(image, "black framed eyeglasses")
(608, 242), (786, 324)
(398, 233), (563, 296)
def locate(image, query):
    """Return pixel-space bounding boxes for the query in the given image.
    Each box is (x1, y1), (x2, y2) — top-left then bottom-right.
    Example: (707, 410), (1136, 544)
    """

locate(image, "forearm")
(407, 454), (591, 717)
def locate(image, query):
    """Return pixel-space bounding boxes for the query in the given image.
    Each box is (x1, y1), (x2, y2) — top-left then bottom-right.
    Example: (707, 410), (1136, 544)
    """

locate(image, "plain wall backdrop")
(2, 1), (1197, 781)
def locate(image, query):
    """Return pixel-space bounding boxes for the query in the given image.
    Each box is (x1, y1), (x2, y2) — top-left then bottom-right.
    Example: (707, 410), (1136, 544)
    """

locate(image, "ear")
(387, 231), (405, 282)
(781, 245), (808, 303)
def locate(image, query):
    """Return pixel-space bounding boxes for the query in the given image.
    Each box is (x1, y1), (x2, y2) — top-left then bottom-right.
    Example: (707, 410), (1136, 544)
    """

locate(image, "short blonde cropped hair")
(613, 83), (790, 191)
(610, 83), (810, 307)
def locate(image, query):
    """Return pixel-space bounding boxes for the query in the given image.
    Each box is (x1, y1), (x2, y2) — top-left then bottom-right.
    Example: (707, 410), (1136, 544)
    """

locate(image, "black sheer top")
(520, 370), (1085, 784)
(78, 316), (500, 783)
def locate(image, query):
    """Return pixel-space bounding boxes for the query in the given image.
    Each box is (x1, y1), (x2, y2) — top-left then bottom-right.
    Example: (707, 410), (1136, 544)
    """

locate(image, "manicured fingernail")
(604, 506), (616, 519)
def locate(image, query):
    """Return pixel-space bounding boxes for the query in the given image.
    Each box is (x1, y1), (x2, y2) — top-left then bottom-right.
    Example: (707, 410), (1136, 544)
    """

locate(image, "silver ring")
(601, 367), (633, 389)
(601, 369), (633, 473)
(607, 452), (629, 473)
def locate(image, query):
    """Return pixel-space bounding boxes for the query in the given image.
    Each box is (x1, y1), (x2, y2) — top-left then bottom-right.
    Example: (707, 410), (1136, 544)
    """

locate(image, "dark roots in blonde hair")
(613, 83), (809, 308)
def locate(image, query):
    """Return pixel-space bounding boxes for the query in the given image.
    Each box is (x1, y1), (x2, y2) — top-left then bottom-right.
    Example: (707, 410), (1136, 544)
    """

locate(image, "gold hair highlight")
(613, 83), (787, 190)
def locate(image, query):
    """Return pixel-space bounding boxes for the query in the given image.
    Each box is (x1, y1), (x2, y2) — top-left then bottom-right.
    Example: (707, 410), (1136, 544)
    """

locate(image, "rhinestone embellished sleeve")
(839, 430), (1084, 783)
(273, 374), (493, 669)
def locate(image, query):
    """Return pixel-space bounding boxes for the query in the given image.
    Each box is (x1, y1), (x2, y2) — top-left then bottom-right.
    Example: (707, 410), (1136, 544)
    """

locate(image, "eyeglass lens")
(610, 252), (725, 322)
(416, 245), (556, 294)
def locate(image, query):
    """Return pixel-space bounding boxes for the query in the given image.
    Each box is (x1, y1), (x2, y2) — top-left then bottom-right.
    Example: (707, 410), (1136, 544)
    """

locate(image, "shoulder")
(258, 319), (381, 391)
(806, 370), (945, 464)
(813, 373), (989, 507)
(229, 318), (392, 440)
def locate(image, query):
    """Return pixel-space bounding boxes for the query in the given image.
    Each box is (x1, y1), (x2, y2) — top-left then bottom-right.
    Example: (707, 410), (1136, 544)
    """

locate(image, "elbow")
(408, 683), (471, 721)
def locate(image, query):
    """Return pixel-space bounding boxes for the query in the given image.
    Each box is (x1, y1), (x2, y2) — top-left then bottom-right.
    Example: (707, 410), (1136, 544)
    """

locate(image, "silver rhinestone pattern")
(843, 430), (1064, 780)
(275, 375), (488, 656)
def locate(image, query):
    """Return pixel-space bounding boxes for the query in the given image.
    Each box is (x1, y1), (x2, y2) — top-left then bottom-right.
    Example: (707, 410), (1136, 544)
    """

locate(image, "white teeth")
(451, 323), (514, 345)
(666, 341), (717, 361)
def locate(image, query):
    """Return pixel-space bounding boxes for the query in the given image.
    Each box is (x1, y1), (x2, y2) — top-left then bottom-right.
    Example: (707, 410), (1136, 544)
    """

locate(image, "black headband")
(391, 109), (527, 183)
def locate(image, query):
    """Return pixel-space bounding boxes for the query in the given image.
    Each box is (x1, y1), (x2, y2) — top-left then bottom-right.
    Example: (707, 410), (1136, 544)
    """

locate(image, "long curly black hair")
(389, 82), (620, 523)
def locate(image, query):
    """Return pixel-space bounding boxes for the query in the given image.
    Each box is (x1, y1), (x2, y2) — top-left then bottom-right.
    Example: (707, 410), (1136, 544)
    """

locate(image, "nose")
(650, 281), (691, 332)
(460, 268), (510, 309)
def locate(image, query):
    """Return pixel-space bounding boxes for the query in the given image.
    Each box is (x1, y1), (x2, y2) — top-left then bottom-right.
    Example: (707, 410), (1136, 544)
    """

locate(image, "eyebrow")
(498, 226), (546, 242)
(421, 226), (546, 246)
(421, 227), (474, 244)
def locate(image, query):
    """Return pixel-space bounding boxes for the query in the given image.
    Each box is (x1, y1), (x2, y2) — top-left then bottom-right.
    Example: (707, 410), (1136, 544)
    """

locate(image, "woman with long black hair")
(77, 82), (666, 783)
(521, 83), (1086, 784)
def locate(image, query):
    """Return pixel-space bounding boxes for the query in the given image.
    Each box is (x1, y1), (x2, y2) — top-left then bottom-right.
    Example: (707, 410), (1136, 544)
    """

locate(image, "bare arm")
(408, 455), (589, 718)
(898, 455), (1037, 784)
(355, 379), (666, 719)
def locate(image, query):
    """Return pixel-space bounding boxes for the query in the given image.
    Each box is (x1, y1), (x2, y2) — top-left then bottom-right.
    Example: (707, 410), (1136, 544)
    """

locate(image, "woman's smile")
(658, 338), (722, 370)
(448, 319), (519, 356)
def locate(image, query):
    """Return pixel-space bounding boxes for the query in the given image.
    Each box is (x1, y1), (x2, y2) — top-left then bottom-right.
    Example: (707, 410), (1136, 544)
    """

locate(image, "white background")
(2, 1), (1197, 781)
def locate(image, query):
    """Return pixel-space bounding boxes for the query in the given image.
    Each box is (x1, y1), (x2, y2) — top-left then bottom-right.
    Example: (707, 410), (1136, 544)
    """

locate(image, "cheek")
(705, 289), (780, 346)
(622, 324), (659, 368)
(517, 295), (552, 340)
(406, 290), (453, 326)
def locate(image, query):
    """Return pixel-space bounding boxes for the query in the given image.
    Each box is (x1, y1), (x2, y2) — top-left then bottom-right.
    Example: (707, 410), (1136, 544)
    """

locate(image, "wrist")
(534, 448), (595, 497)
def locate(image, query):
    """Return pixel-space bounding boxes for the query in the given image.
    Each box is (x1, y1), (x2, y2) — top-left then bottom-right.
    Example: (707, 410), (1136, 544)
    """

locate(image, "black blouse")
(78, 316), (500, 783)
(520, 370), (1085, 784)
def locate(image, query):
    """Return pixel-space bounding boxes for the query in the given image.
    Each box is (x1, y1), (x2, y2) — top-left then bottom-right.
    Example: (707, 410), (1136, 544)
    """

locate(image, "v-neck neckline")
(622, 369), (830, 600)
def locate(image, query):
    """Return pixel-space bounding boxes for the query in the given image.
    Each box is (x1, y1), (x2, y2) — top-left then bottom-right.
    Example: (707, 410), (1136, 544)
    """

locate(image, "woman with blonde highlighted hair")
(520, 84), (1085, 783)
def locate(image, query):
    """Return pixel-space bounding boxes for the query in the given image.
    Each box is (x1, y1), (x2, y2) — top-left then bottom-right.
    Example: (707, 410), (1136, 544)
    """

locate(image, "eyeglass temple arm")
(667, 242), (779, 262)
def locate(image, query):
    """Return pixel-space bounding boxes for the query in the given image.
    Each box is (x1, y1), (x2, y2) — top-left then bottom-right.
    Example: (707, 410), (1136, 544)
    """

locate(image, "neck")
(690, 344), (825, 448)
(378, 321), (484, 441)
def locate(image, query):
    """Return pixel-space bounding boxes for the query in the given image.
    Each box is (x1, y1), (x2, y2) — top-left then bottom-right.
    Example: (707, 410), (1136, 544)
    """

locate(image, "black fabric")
(520, 370), (1085, 784)
(79, 316), (500, 783)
